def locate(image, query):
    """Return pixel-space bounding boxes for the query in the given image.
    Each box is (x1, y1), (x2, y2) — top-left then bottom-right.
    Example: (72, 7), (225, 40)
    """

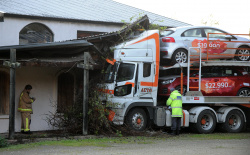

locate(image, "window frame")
(19, 22), (54, 45)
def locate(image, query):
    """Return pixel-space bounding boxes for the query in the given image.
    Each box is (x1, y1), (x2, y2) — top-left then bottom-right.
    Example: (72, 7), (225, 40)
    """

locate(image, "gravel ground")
(1, 135), (250, 155)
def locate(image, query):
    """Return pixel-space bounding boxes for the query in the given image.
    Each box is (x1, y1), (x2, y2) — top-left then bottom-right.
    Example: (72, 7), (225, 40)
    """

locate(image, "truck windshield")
(116, 63), (135, 82)
(104, 64), (116, 83)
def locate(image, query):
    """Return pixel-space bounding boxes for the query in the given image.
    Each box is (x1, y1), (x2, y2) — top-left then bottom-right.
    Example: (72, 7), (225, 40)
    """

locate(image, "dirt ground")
(1, 133), (250, 155)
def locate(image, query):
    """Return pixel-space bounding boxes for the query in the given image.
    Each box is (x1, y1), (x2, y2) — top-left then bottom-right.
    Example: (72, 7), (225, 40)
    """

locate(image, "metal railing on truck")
(206, 33), (250, 61)
(159, 47), (250, 105)
(183, 45), (250, 105)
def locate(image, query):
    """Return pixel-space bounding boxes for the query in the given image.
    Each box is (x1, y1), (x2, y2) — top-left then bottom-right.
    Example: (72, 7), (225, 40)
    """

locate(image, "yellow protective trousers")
(21, 112), (31, 132)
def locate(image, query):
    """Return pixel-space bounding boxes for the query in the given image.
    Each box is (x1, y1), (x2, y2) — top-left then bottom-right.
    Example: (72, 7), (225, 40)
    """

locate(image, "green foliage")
(0, 135), (8, 148)
(87, 76), (114, 135)
(116, 130), (123, 137)
(149, 24), (167, 31)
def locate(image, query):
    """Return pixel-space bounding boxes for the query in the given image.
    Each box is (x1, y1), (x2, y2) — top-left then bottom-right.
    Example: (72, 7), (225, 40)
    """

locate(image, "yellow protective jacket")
(166, 90), (183, 117)
(18, 90), (34, 113)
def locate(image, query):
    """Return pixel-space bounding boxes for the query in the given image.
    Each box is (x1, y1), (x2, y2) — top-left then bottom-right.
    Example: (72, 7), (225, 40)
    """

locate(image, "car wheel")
(175, 85), (187, 95)
(172, 49), (188, 64)
(125, 108), (147, 131)
(219, 110), (245, 133)
(237, 88), (250, 96)
(193, 110), (216, 134)
(235, 46), (250, 61)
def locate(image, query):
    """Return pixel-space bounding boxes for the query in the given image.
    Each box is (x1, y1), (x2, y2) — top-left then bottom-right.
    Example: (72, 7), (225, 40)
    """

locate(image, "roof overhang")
(0, 40), (96, 67)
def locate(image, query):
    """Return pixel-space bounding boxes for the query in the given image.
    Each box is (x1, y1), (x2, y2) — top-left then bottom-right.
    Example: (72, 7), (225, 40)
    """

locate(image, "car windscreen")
(160, 30), (174, 37)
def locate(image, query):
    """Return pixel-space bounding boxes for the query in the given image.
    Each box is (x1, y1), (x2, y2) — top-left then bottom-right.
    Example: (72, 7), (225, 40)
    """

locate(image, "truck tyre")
(125, 108), (147, 131)
(235, 46), (250, 61)
(171, 49), (188, 64)
(193, 110), (216, 134)
(219, 110), (245, 133)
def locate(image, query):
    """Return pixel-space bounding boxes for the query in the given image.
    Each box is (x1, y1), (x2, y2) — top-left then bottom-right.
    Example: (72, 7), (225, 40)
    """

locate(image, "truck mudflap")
(165, 109), (189, 127)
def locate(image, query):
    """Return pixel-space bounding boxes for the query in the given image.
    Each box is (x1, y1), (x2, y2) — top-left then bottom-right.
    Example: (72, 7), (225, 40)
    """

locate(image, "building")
(0, 0), (191, 134)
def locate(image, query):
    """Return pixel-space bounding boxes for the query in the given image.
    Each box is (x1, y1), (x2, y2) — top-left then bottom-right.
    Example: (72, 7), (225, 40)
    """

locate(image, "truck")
(101, 29), (250, 133)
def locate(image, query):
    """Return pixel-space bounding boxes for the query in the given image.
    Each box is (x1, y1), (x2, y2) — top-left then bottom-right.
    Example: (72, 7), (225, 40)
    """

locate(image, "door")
(137, 62), (154, 99)
(181, 28), (207, 60)
(203, 28), (235, 59)
(114, 62), (137, 98)
(200, 67), (232, 96)
(0, 71), (9, 115)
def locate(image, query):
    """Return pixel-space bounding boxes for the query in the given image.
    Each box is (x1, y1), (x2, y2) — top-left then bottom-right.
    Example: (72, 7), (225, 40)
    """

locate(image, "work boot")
(169, 130), (176, 136)
(23, 131), (33, 134)
(176, 130), (179, 136)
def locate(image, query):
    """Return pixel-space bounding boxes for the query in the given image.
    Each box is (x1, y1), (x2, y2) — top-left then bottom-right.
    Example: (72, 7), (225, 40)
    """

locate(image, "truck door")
(114, 62), (137, 97)
(137, 62), (154, 99)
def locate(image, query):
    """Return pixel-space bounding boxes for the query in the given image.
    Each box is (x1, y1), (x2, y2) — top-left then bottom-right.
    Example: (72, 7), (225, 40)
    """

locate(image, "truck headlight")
(161, 78), (176, 85)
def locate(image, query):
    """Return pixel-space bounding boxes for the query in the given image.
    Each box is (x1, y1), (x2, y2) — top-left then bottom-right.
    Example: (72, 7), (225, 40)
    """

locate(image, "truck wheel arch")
(189, 106), (218, 123)
(124, 102), (154, 119)
(217, 106), (246, 123)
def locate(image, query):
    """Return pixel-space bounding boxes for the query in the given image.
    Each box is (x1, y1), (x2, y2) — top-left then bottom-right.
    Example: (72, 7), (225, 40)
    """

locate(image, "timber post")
(9, 49), (16, 139)
(3, 49), (20, 139)
(77, 52), (94, 135)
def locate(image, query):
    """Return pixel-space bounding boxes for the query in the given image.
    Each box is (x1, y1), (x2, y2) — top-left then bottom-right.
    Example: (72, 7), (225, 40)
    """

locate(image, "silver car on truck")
(160, 26), (250, 64)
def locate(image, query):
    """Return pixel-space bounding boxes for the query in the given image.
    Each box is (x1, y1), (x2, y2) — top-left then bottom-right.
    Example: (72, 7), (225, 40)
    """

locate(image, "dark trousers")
(171, 117), (181, 130)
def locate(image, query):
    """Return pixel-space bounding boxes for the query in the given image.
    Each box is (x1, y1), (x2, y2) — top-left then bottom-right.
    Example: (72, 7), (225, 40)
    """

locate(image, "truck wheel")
(219, 110), (245, 133)
(171, 49), (188, 64)
(194, 110), (216, 134)
(235, 46), (250, 61)
(125, 108), (147, 131)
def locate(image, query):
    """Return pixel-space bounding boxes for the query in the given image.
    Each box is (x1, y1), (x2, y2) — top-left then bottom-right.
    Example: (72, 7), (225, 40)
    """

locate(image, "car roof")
(164, 26), (229, 33)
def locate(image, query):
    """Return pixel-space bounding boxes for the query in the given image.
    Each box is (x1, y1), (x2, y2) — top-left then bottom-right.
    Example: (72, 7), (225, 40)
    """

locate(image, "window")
(57, 73), (74, 113)
(114, 84), (132, 96)
(104, 63), (117, 83)
(143, 63), (151, 77)
(160, 30), (174, 37)
(19, 23), (53, 45)
(182, 29), (202, 37)
(202, 67), (222, 77)
(221, 67), (242, 76)
(0, 71), (9, 115)
(116, 63), (135, 82)
(204, 29), (227, 39)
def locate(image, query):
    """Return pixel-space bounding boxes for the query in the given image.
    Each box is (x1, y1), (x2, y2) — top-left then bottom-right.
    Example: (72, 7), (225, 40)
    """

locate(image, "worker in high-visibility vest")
(166, 88), (183, 136)
(18, 85), (36, 134)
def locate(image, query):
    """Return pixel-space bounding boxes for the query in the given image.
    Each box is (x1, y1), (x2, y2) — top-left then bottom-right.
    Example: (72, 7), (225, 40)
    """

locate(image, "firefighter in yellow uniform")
(18, 85), (36, 134)
(166, 88), (183, 136)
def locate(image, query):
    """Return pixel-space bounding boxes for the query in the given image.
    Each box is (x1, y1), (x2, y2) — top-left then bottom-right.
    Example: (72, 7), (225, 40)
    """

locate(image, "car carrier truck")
(101, 29), (250, 133)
